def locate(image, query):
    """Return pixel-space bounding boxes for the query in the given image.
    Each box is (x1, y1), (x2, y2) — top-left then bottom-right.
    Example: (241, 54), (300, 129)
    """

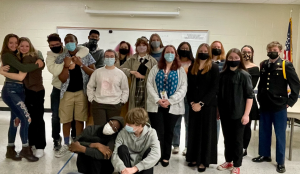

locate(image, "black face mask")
(198, 53), (209, 60)
(178, 50), (190, 57)
(227, 61), (240, 68)
(119, 48), (129, 55)
(88, 39), (98, 52)
(267, 52), (279, 60)
(50, 45), (62, 54)
(212, 48), (222, 56)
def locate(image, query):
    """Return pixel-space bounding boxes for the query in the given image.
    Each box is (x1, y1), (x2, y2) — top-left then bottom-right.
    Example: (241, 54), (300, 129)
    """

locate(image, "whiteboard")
(57, 27), (209, 55)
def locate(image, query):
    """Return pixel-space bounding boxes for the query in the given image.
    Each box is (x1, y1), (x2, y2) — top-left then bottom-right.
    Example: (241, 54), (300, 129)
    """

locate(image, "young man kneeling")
(112, 108), (161, 174)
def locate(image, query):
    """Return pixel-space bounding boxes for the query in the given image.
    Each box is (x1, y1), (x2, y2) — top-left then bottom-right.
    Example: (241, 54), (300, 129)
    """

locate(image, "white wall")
(0, 0), (299, 109)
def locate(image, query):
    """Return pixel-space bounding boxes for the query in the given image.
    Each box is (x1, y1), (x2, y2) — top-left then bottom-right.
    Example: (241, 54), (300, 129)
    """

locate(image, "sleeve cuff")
(135, 163), (144, 172)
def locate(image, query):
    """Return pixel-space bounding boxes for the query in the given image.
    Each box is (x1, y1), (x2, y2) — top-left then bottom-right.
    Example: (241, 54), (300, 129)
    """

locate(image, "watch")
(199, 101), (204, 107)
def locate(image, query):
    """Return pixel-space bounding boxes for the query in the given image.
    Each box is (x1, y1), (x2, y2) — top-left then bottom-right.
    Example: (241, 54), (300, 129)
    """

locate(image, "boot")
(19, 146), (39, 162)
(6, 146), (22, 161)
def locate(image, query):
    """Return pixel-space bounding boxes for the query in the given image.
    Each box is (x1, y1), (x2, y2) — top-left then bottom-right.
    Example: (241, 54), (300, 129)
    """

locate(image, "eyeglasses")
(109, 120), (118, 132)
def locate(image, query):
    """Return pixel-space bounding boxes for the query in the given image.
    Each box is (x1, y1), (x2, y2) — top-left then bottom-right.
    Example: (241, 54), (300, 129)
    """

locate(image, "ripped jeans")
(2, 82), (30, 145)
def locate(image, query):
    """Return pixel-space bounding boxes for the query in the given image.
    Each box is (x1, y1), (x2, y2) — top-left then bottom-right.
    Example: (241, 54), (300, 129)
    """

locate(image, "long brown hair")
(158, 45), (181, 71)
(210, 41), (225, 61)
(149, 33), (164, 53)
(222, 48), (247, 72)
(17, 37), (37, 59)
(0, 34), (19, 59)
(191, 43), (212, 75)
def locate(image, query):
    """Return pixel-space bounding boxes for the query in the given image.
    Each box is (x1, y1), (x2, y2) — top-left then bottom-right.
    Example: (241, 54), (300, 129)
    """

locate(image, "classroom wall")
(0, 0), (299, 109)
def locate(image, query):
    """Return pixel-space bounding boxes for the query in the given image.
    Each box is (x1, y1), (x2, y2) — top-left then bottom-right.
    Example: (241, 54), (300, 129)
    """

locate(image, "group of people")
(0, 29), (299, 174)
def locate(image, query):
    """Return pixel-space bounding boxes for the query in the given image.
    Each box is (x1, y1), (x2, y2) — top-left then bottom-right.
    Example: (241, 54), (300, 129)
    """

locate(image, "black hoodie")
(76, 116), (124, 160)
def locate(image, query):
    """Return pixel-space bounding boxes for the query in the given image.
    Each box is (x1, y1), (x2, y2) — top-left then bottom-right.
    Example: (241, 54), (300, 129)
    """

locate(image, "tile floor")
(0, 111), (299, 174)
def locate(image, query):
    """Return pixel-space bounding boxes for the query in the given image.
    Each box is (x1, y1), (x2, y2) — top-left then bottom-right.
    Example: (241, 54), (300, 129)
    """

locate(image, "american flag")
(284, 18), (292, 62)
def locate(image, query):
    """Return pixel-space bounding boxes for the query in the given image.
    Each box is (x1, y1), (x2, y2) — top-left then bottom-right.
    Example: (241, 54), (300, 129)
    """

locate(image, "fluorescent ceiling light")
(84, 9), (180, 17)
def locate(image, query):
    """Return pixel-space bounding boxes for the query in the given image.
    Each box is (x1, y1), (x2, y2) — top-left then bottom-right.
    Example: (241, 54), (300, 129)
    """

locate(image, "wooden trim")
(56, 26), (208, 32)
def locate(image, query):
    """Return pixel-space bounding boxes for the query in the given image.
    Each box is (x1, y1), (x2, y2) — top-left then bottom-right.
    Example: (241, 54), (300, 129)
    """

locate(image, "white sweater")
(87, 67), (129, 104)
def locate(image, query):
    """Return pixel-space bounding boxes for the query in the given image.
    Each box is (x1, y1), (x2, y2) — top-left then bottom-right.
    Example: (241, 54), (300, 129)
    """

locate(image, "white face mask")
(103, 123), (115, 135)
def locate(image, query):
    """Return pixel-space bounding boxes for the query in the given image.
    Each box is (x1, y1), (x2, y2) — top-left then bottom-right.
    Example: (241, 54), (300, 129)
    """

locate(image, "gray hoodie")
(111, 123), (161, 172)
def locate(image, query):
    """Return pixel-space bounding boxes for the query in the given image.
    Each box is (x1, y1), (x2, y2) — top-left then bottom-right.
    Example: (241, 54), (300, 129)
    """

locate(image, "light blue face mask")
(104, 58), (115, 66)
(65, 42), (76, 52)
(164, 53), (175, 62)
(125, 125), (135, 133)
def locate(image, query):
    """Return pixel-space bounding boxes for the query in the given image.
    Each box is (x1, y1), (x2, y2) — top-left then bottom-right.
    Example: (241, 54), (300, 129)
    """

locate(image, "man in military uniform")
(252, 41), (300, 173)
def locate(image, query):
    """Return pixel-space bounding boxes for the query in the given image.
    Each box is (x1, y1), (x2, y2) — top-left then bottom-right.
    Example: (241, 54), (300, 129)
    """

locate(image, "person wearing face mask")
(111, 108), (160, 174)
(120, 38), (157, 110)
(147, 45), (187, 167)
(81, 30), (105, 69)
(186, 43), (219, 172)
(252, 41), (300, 173)
(149, 33), (165, 62)
(240, 45), (260, 157)
(87, 49), (129, 126)
(210, 40), (226, 144)
(115, 41), (134, 67)
(172, 42), (194, 156)
(69, 116), (124, 174)
(217, 48), (254, 174)
(55, 34), (96, 158)
(46, 33), (89, 153)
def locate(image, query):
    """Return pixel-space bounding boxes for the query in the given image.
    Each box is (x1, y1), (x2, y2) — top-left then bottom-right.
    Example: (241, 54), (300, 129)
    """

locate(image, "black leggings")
(243, 120), (252, 149)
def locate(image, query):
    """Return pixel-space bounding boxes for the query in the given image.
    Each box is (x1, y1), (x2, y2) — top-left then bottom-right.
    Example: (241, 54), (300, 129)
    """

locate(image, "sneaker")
(182, 148), (187, 156)
(217, 162), (234, 171)
(35, 149), (44, 158)
(231, 167), (240, 174)
(172, 147), (179, 154)
(55, 144), (70, 158)
(53, 136), (62, 151)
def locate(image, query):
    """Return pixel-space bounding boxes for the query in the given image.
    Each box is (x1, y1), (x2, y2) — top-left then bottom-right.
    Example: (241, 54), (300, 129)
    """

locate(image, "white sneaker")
(182, 148), (187, 156)
(172, 147), (179, 154)
(35, 149), (44, 158)
(55, 144), (70, 158)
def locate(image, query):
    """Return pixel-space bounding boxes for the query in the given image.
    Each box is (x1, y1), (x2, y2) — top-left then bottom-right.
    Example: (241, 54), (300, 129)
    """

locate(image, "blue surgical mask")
(125, 125), (135, 133)
(164, 53), (175, 62)
(65, 42), (76, 52)
(104, 58), (115, 66)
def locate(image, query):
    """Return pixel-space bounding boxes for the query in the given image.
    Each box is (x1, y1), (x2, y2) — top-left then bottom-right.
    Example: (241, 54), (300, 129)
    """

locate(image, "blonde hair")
(210, 41), (225, 61)
(191, 43), (212, 75)
(17, 37), (37, 59)
(149, 33), (164, 53)
(266, 41), (283, 51)
(125, 108), (149, 127)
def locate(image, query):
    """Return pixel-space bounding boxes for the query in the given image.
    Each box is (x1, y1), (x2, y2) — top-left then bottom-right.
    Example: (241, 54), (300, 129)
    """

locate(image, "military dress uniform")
(257, 57), (300, 165)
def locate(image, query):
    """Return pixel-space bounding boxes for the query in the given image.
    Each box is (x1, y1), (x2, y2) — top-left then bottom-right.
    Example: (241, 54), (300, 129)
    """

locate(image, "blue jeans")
(2, 82), (30, 145)
(259, 109), (287, 165)
(51, 87), (61, 141)
(172, 97), (189, 147)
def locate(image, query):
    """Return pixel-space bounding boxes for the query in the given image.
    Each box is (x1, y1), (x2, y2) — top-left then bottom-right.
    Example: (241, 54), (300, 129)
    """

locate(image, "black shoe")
(276, 165), (286, 173)
(252, 156), (272, 162)
(53, 136), (62, 151)
(198, 167), (206, 173)
(161, 160), (169, 167)
(188, 162), (197, 167)
(243, 149), (247, 157)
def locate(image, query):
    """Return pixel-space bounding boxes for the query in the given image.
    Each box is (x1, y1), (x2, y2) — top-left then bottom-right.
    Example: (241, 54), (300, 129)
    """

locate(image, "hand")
(0, 65), (10, 74)
(241, 115), (249, 125)
(158, 99), (169, 108)
(121, 167), (138, 174)
(134, 72), (145, 79)
(35, 59), (44, 68)
(72, 56), (83, 66)
(191, 103), (201, 112)
(130, 71), (137, 75)
(69, 62), (75, 70)
(69, 141), (83, 153)
(91, 143), (112, 159)
(190, 102), (195, 106)
(287, 105), (289, 108)
(64, 57), (72, 67)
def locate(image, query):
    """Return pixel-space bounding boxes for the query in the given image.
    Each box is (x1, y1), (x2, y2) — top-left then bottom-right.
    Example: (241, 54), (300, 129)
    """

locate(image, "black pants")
(243, 120), (252, 149)
(148, 107), (181, 160)
(25, 88), (46, 149)
(118, 145), (153, 174)
(221, 118), (245, 167)
(77, 153), (114, 174)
